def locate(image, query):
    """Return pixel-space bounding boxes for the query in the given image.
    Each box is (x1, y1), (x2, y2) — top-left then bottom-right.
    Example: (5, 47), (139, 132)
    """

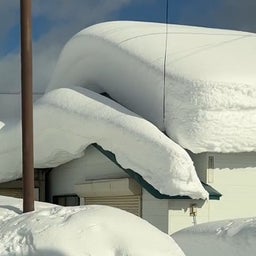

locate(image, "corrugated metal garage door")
(85, 195), (141, 216)
(0, 188), (23, 198)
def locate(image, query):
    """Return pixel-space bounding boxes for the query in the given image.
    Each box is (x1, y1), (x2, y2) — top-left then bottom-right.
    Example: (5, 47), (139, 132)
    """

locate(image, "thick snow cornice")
(0, 87), (207, 199)
(47, 21), (256, 153)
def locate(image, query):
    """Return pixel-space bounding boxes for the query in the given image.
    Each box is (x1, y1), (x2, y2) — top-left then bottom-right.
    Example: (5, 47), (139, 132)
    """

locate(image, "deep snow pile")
(0, 196), (185, 256)
(0, 196), (53, 223)
(172, 218), (256, 256)
(0, 87), (207, 199)
(47, 21), (256, 153)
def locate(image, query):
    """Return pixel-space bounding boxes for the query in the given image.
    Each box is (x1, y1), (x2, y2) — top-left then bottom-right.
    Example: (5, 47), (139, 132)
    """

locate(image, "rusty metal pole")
(20, 0), (34, 212)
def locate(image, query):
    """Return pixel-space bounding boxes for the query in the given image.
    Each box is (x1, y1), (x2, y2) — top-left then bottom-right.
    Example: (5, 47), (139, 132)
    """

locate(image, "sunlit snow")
(0, 196), (185, 256)
(0, 87), (207, 199)
(48, 21), (256, 153)
(172, 218), (256, 256)
(0, 121), (4, 130)
(1, 21), (256, 199)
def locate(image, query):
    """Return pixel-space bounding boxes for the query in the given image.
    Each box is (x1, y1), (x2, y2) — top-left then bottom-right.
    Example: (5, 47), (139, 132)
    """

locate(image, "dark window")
(53, 194), (80, 206)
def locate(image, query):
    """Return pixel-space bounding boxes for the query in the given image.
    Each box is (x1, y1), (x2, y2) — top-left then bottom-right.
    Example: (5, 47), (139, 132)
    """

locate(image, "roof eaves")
(93, 143), (222, 200)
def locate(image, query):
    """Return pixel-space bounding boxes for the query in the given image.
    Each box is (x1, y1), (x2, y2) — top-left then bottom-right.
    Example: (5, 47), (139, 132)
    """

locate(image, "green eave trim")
(93, 144), (222, 200)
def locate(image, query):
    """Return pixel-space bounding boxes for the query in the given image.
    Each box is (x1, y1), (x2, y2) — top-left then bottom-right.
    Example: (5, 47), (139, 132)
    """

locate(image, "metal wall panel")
(85, 195), (142, 216)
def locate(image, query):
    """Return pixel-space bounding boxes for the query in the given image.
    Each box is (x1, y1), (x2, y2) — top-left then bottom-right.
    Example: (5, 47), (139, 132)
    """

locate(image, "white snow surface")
(0, 121), (4, 130)
(0, 87), (207, 199)
(172, 217), (256, 256)
(0, 196), (185, 256)
(47, 21), (256, 153)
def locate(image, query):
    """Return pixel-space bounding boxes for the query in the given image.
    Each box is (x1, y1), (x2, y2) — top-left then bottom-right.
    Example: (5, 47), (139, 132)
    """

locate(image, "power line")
(163, 0), (169, 129)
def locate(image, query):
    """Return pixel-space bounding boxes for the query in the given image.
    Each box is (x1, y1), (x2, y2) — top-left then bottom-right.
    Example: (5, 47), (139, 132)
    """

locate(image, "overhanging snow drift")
(0, 88), (207, 199)
(47, 21), (256, 153)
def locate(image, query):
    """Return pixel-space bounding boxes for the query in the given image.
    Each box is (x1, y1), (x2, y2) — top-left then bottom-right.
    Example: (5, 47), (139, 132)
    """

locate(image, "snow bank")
(172, 218), (256, 256)
(0, 197), (185, 256)
(0, 196), (54, 223)
(47, 21), (256, 153)
(0, 87), (207, 199)
(0, 121), (4, 130)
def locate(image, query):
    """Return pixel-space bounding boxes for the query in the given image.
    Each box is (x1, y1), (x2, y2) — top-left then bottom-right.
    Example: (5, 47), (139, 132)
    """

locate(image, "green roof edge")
(93, 143), (222, 200)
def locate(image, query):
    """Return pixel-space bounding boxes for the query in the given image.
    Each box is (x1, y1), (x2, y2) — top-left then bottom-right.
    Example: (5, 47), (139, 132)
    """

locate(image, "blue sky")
(0, 0), (255, 93)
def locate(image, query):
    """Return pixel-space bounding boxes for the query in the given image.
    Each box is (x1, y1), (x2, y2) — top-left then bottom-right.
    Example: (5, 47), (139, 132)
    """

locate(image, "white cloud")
(1, 0), (255, 94)
(0, 0), (132, 93)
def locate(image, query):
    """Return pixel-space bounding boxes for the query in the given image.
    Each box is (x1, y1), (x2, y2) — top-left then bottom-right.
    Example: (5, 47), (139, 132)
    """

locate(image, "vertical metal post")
(20, 0), (34, 212)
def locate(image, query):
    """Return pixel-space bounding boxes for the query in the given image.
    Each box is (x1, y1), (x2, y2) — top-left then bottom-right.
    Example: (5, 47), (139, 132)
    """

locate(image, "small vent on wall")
(208, 156), (215, 169)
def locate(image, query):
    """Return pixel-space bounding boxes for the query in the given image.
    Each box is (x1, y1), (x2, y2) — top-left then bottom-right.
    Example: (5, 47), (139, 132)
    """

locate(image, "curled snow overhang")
(0, 87), (207, 199)
(94, 144), (221, 200)
(47, 21), (256, 153)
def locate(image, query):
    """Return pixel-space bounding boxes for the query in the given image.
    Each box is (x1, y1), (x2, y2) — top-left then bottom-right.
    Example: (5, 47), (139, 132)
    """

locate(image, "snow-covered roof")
(0, 87), (207, 199)
(48, 21), (256, 153)
(1, 21), (255, 199)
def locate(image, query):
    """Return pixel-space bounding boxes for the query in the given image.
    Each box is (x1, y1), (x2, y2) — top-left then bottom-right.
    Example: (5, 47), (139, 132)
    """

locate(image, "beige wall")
(168, 199), (209, 234)
(51, 146), (256, 234)
(169, 152), (256, 234)
(142, 190), (169, 233)
(49, 145), (128, 197)
(50, 145), (170, 233)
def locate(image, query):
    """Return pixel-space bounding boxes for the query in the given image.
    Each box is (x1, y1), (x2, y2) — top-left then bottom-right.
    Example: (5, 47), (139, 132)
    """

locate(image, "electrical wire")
(163, 0), (169, 128)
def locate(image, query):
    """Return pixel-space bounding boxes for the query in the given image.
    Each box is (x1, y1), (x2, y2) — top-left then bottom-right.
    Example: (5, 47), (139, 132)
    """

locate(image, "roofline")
(93, 143), (222, 200)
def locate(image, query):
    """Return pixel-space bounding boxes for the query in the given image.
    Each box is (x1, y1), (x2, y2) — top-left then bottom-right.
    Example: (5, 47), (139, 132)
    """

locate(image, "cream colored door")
(85, 195), (141, 216)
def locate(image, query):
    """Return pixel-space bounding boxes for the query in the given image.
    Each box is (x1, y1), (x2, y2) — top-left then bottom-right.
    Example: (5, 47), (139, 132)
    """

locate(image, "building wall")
(142, 190), (169, 233)
(188, 151), (208, 183)
(50, 146), (256, 234)
(49, 145), (129, 198)
(169, 152), (256, 234)
(168, 199), (209, 234)
(49, 145), (170, 233)
(206, 152), (256, 222)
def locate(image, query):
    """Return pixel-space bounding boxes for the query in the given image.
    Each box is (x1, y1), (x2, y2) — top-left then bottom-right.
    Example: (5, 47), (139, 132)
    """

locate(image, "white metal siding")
(142, 189), (169, 233)
(50, 145), (128, 197)
(85, 195), (141, 216)
(168, 152), (256, 234)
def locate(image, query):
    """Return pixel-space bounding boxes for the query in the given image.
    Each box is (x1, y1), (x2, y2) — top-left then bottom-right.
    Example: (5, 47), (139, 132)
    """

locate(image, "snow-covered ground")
(0, 196), (185, 256)
(1, 196), (256, 256)
(172, 218), (256, 256)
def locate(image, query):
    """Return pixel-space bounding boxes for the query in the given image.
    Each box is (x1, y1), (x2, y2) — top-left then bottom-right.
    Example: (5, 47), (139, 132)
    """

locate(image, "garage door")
(0, 188), (23, 198)
(85, 195), (141, 216)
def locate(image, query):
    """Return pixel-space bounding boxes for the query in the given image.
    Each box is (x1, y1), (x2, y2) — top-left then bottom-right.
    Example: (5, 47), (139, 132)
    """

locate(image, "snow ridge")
(47, 21), (256, 153)
(0, 87), (207, 199)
